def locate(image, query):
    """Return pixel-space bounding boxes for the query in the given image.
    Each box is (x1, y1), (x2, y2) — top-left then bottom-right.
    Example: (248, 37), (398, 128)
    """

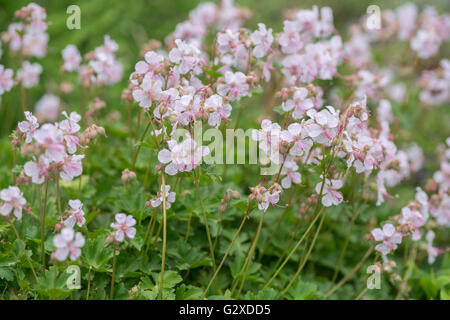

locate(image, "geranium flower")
(250, 23), (273, 58)
(316, 177), (343, 207)
(282, 87), (314, 120)
(24, 155), (50, 184)
(150, 185), (176, 209)
(0, 64), (14, 95)
(18, 111), (39, 143)
(17, 61), (43, 88)
(64, 200), (86, 228)
(110, 213), (136, 242)
(52, 227), (85, 261)
(0, 186), (26, 220)
(158, 137), (210, 175)
(61, 44), (81, 72)
(371, 224), (402, 257)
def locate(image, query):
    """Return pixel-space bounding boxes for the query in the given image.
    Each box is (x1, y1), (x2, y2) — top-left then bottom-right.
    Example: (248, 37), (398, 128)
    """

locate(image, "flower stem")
(131, 120), (151, 171)
(40, 179), (49, 271)
(324, 246), (374, 299)
(56, 177), (62, 215)
(202, 206), (252, 299)
(159, 173), (167, 300)
(235, 211), (266, 299)
(143, 208), (158, 257)
(279, 209), (327, 298)
(193, 170), (217, 274)
(12, 147), (17, 185)
(110, 242), (117, 300)
(262, 207), (324, 291)
(86, 266), (92, 300)
(184, 212), (192, 242)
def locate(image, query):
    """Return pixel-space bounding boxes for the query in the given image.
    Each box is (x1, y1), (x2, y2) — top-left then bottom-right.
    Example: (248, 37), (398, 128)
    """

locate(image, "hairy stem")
(324, 246), (374, 299)
(110, 242), (117, 300)
(159, 174), (167, 300)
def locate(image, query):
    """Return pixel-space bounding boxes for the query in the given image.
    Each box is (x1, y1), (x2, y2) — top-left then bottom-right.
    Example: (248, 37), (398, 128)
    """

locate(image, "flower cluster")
(1, 3), (48, 58)
(419, 59), (450, 106)
(371, 138), (450, 263)
(62, 35), (122, 87)
(13, 111), (103, 186)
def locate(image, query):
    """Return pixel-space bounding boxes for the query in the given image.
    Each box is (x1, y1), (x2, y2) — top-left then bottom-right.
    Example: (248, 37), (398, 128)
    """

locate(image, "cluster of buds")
(219, 188), (240, 212)
(249, 182), (282, 212)
(121, 169), (136, 184)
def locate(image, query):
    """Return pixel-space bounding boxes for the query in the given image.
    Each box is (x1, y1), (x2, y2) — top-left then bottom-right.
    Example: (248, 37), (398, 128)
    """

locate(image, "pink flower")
(279, 21), (303, 54)
(280, 161), (301, 189)
(52, 228), (85, 261)
(411, 29), (440, 59)
(34, 94), (60, 122)
(62, 45), (81, 72)
(316, 177), (343, 207)
(150, 185), (176, 209)
(371, 224), (402, 257)
(158, 137), (210, 175)
(258, 189), (281, 212)
(426, 231), (440, 264)
(134, 51), (164, 75)
(285, 123), (313, 157)
(399, 207), (427, 240)
(24, 155), (49, 184)
(17, 61), (43, 88)
(59, 111), (81, 154)
(111, 213), (136, 242)
(205, 94), (232, 128)
(33, 123), (66, 162)
(250, 23), (273, 58)
(217, 71), (250, 101)
(396, 3), (417, 40)
(282, 87), (314, 119)
(305, 106), (340, 145)
(169, 39), (206, 75)
(0, 186), (26, 220)
(132, 75), (163, 109)
(88, 35), (123, 86)
(252, 119), (282, 164)
(18, 111), (39, 143)
(60, 154), (84, 182)
(0, 65), (14, 95)
(64, 200), (86, 228)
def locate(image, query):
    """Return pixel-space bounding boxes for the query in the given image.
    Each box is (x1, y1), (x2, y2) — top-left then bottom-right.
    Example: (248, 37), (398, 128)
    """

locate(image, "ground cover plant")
(0, 0), (449, 300)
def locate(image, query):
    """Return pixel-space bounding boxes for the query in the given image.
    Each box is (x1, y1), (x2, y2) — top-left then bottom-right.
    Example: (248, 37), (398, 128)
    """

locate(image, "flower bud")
(121, 169), (136, 183)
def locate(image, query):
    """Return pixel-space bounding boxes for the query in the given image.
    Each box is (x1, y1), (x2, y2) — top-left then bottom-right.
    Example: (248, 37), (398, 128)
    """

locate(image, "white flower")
(0, 186), (26, 220)
(64, 200), (86, 228)
(315, 177), (343, 207)
(111, 213), (136, 242)
(53, 228), (85, 261)
(150, 185), (176, 209)
(371, 224), (402, 257)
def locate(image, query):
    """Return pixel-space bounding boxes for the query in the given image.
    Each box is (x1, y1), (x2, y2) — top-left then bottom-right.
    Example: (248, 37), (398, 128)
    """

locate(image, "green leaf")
(273, 105), (286, 115)
(152, 270), (182, 289)
(288, 281), (318, 300)
(35, 266), (71, 298)
(0, 267), (14, 281)
(175, 284), (203, 300)
(82, 236), (113, 271)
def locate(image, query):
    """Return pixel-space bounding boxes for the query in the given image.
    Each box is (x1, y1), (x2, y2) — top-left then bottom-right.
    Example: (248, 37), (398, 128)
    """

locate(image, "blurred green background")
(0, 0), (449, 141)
(1, 0), (449, 94)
